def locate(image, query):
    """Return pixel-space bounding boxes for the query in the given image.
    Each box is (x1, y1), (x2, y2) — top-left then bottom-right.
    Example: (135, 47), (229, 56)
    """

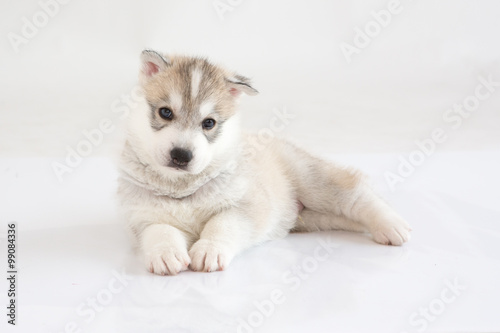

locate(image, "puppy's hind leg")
(280, 142), (411, 245)
(293, 209), (366, 233)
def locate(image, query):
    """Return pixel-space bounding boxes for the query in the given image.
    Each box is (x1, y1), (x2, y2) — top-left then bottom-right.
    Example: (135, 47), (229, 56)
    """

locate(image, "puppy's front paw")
(144, 246), (190, 276)
(189, 240), (232, 272)
(371, 217), (411, 246)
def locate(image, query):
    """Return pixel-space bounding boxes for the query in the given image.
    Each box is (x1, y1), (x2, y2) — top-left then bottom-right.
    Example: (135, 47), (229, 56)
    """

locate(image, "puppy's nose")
(170, 148), (193, 166)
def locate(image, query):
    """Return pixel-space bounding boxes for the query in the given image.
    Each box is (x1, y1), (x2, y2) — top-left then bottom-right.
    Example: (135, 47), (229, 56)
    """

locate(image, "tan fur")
(143, 55), (237, 121)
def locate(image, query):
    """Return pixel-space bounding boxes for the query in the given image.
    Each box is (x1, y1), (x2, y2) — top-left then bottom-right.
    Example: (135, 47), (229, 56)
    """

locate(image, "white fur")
(117, 56), (411, 275)
(191, 68), (203, 99)
(199, 101), (214, 119)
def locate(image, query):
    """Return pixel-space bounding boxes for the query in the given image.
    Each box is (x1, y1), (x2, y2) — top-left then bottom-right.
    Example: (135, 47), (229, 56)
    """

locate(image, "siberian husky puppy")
(117, 50), (411, 275)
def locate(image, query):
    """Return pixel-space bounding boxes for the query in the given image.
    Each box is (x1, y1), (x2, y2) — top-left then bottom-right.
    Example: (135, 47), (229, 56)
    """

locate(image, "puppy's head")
(129, 50), (258, 175)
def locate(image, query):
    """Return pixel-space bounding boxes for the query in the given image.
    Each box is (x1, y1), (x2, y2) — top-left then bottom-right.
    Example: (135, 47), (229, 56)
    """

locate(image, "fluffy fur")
(117, 50), (411, 275)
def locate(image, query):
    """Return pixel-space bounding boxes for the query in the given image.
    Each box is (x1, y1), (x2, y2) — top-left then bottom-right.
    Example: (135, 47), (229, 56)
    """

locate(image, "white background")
(1, 0), (500, 157)
(1, 1), (500, 332)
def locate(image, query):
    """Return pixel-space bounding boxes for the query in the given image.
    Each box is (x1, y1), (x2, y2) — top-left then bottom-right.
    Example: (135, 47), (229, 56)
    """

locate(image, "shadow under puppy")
(117, 50), (411, 275)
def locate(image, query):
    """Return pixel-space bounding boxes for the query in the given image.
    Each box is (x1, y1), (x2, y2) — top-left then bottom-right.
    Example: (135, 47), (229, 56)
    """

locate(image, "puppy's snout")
(170, 148), (193, 166)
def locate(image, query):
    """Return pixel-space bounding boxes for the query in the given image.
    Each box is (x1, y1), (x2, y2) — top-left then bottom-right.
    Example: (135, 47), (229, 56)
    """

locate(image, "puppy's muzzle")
(170, 148), (193, 167)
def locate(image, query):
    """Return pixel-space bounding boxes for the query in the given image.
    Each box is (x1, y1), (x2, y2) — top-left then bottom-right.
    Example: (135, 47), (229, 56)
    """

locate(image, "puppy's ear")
(226, 74), (259, 97)
(140, 49), (170, 80)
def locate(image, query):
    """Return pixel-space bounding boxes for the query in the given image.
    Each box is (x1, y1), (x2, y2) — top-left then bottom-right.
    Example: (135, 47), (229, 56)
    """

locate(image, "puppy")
(117, 50), (411, 275)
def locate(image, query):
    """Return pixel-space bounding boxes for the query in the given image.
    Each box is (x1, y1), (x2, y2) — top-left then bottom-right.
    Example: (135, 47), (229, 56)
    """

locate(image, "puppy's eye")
(159, 107), (173, 120)
(202, 118), (216, 130)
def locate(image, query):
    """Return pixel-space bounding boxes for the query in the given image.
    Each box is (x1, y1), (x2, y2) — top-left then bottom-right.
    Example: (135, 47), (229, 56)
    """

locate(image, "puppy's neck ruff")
(119, 141), (238, 200)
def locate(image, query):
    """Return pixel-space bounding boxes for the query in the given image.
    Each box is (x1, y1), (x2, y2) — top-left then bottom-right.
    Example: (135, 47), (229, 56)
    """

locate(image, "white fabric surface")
(1, 152), (499, 333)
(1, 1), (500, 332)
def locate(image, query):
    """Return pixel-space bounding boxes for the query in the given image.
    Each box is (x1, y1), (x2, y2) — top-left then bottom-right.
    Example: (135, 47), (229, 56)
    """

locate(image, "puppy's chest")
(157, 175), (248, 227)
(159, 196), (224, 224)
